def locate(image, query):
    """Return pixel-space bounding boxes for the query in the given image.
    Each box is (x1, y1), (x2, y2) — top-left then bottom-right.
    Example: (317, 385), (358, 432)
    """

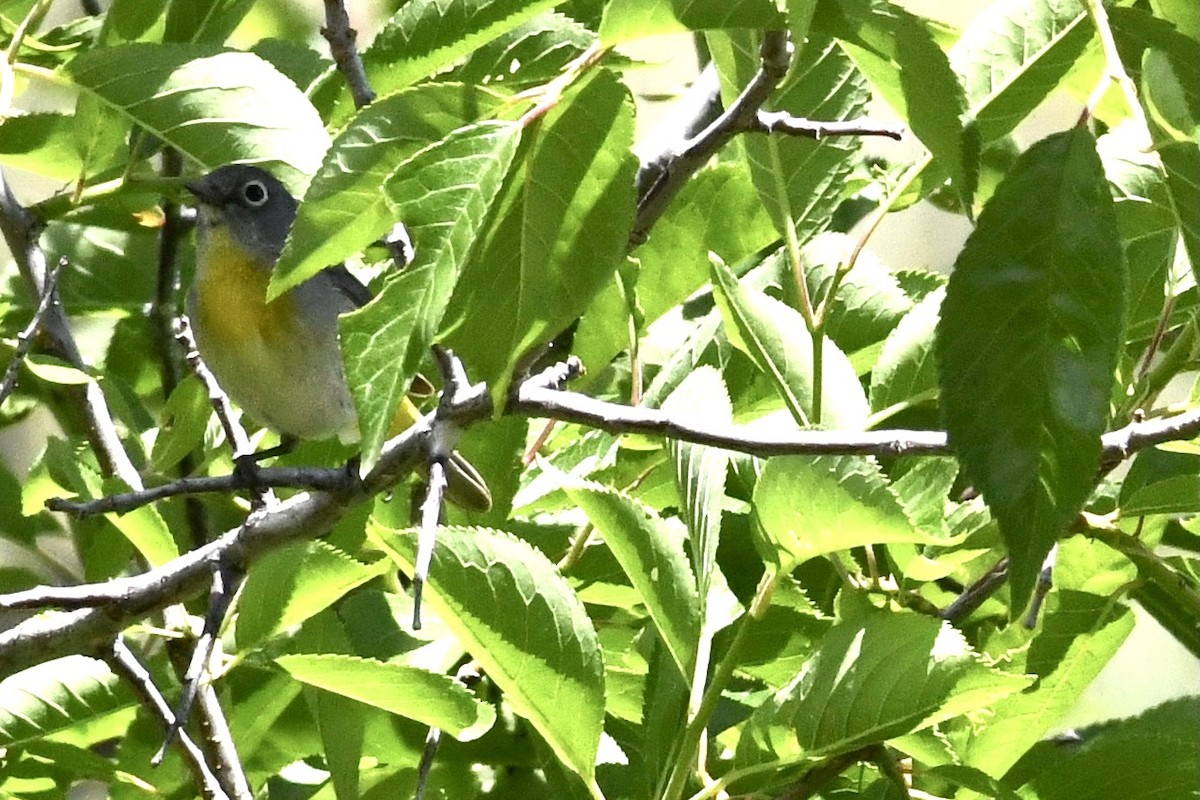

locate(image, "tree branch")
(632, 30), (793, 247)
(741, 110), (904, 140)
(45, 467), (354, 518)
(0, 257), (61, 407)
(321, 0), (375, 109)
(0, 168), (143, 488)
(629, 32), (903, 249)
(107, 637), (230, 800)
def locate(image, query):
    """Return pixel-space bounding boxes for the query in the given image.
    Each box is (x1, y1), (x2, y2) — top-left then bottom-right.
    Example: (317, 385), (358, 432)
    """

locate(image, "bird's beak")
(185, 176), (219, 204)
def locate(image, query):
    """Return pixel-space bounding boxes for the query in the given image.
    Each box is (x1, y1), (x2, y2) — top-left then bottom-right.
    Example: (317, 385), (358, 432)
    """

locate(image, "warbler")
(185, 164), (491, 511)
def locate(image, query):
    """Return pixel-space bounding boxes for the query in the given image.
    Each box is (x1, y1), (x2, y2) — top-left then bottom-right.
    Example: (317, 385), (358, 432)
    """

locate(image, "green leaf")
(598, 0), (781, 44)
(236, 541), (389, 650)
(816, 0), (975, 207)
(664, 367), (731, 604)
(369, 524), (605, 790)
(963, 590), (1134, 778)
(64, 43), (330, 192)
(29, 435), (177, 567)
(753, 454), (947, 567)
(1097, 128), (1175, 346)
(0, 113), (88, 181)
(792, 612), (1030, 756)
(359, 0), (562, 102)
(274, 83), (508, 292)
(441, 69), (637, 405)
(149, 375), (211, 473)
(450, 12), (595, 87)
(274, 653), (495, 741)
(799, 232), (914, 356)
(565, 482), (701, 677)
(711, 255), (869, 429)
(163, 0), (254, 44)
(335, 122), (520, 471)
(99, 486), (178, 567)
(869, 286), (943, 419)
(1159, 141), (1200, 286)
(40, 221), (158, 311)
(1012, 697), (1200, 800)
(1119, 446), (1200, 516)
(22, 355), (91, 385)
(731, 577), (830, 688)
(573, 161), (776, 375)
(936, 127), (1126, 612)
(101, 0), (167, 44)
(920, 765), (1023, 800)
(0, 657), (131, 747)
(1144, 48), (1200, 143)
(950, 0), (1094, 143)
(737, 610), (1031, 766)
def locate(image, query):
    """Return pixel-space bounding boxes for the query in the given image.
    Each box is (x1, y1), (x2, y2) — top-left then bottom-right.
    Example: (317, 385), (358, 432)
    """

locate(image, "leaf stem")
(1082, 0), (1151, 138)
(1, 0), (54, 115)
(661, 567), (780, 800)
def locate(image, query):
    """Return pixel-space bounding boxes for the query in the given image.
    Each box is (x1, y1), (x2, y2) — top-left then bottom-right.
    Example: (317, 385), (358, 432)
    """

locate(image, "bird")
(185, 164), (491, 511)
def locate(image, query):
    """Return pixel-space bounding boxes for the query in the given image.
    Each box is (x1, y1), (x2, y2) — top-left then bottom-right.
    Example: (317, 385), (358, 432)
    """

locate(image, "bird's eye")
(243, 180), (268, 206)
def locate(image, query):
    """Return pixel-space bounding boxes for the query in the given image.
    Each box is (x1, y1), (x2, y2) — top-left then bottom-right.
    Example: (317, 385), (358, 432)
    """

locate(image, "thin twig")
(0, 258), (62, 407)
(412, 458), (447, 631)
(107, 638), (230, 800)
(46, 467), (355, 519)
(412, 346), (472, 629)
(515, 384), (950, 458)
(939, 559), (1008, 623)
(413, 727), (442, 800)
(321, 0), (375, 108)
(741, 111), (904, 140)
(155, 563), (244, 764)
(157, 148), (210, 549)
(0, 169), (142, 487)
(1023, 545), (1057, 629)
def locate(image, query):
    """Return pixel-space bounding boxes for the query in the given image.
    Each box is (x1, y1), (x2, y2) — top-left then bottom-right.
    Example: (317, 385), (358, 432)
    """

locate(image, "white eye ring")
(243, 179), (269, 206)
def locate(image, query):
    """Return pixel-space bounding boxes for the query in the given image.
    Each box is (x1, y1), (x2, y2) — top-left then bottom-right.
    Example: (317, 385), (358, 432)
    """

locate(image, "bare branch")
(0, 169), (144, 489)
(0, 258), (62, 407)
(107, 638), (230, 800)
(321, 0), (376, 108)
(632, 30), (793, 246)
(512, 384), (950, 458)
(4, 354), (1197, 678)
(939, 559), (1008, 623)
(46, 467), (354, 519)
(741, 111), (904, 140)
(155, 564), (243, 765)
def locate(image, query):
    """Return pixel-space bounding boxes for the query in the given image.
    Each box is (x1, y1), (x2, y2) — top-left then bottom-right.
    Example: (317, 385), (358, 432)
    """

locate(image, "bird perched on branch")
(186, 164), (491, 511)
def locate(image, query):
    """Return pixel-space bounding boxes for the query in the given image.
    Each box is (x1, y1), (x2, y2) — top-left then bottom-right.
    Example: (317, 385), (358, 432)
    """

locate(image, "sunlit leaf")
(754, 454), (948, 567)
(275, 653), (495, 741)
(236, 541), (389, 650)
(712, 255), (869, 429)
(0, 657), (131, 747)
(330, 122), (521, 470)
(370, 524), (604, 789)
(565, 482), (700, 677)
(65, 43), (330, 192)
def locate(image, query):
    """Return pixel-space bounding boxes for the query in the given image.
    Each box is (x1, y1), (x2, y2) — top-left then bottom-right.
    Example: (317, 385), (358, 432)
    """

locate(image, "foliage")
(0, 0), (1197, 799)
